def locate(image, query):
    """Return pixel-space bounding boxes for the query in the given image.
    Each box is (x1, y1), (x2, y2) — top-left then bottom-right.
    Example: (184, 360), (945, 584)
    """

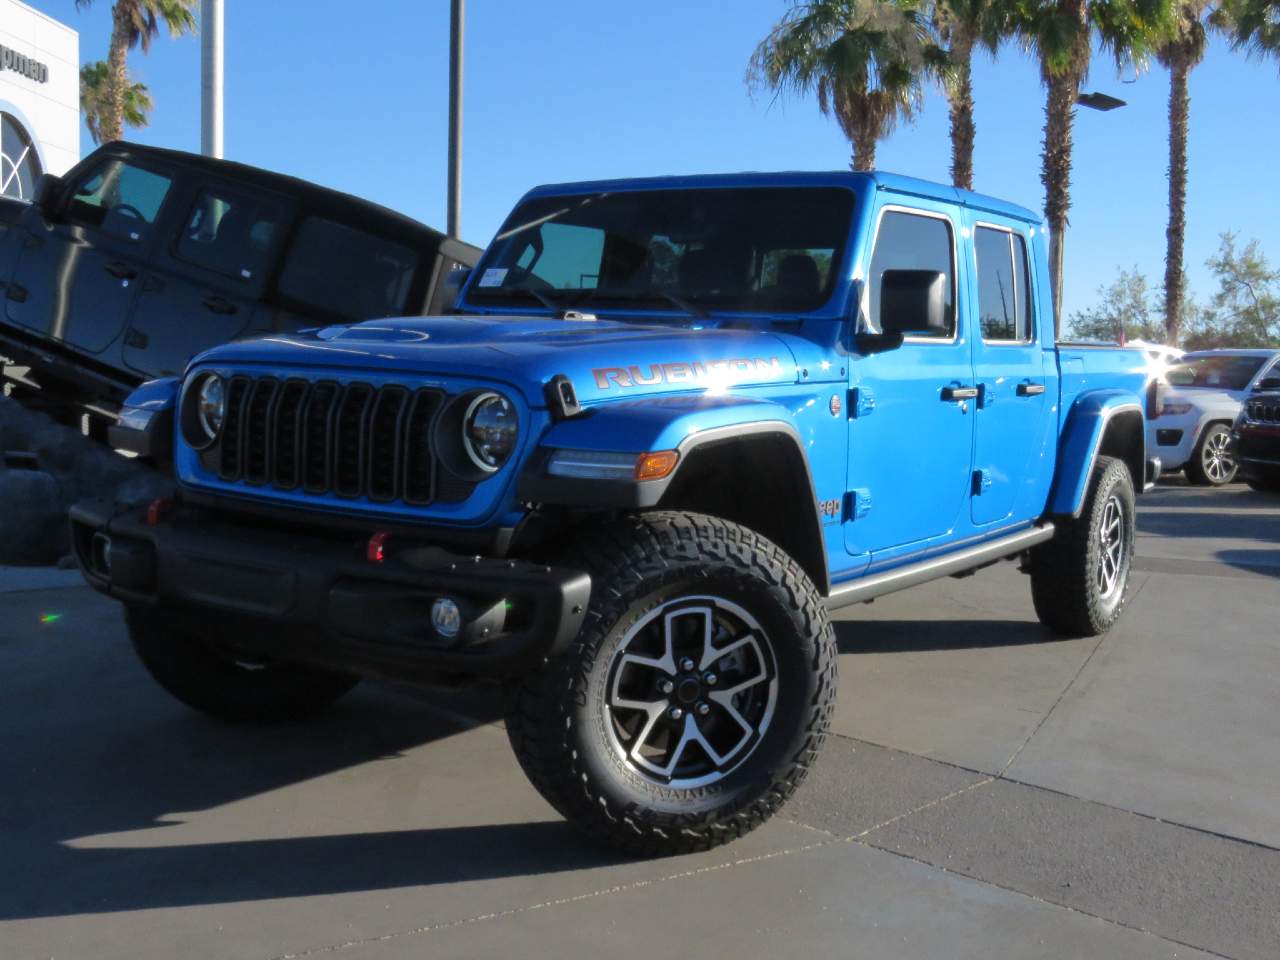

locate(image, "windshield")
(465, 187), (854, 315)
(1165, 355), (1268, 390)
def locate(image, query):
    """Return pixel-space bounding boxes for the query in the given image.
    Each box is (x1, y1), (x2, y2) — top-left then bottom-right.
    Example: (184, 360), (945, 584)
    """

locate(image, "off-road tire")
(1186, 423), (1237, 486)
(503, 511), (836, 857)
(1030, 456), (1136, 638)
(128, 605), (359, 722)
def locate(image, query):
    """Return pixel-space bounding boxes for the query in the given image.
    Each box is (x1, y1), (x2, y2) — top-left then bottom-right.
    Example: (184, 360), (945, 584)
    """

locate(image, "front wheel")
(1186, 423), (1237, 486)
(1030, 456), (1137, 638)
(503, 512), (836, 856)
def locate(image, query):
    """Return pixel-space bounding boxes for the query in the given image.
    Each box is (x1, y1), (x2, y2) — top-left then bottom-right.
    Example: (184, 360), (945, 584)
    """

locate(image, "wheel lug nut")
(679, 657), (695, 672)
(703, 672), (717, 686)
(696, 702), (711, 717)
(668, 706), (684, 721)
(659, 679), (675, 695)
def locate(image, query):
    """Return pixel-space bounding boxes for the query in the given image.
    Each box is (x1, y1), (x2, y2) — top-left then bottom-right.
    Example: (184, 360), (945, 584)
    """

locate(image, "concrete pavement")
(1, 480), (1276, 959)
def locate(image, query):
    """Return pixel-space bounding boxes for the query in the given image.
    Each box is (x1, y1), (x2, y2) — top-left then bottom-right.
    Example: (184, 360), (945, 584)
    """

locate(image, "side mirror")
(33, 173), (64, 217)
(879, 270), (949, 336)
(1258, 376), (1280, 391)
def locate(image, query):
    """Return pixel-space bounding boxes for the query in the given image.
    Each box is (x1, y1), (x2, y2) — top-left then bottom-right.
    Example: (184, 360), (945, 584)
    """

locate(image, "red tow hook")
(146, 498), (173, 526)
(367, 531), (391, 564)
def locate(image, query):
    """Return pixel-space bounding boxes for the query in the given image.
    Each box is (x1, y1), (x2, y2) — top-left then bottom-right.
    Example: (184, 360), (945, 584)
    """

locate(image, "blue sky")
(28, 0), (1280, 324)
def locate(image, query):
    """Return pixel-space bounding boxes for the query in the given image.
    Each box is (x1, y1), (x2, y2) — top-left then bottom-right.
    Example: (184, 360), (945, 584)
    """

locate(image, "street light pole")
(447, 0), (463, 239)
(200, 0), (224, 158)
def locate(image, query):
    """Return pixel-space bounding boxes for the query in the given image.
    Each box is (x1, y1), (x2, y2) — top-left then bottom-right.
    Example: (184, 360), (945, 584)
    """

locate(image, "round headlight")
(197, 375), (226, 440)
(462, 392), (517, 472)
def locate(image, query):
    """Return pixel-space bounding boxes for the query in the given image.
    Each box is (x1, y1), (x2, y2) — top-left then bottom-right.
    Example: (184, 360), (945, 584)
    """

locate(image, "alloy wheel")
(1203, 430), (1235, 484)
(1097, 495), (1126, 599)
(604, 595), (779, 789)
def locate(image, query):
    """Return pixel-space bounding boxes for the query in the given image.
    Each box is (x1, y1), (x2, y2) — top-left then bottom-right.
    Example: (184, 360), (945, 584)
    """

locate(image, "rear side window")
(867, 210), (955, 338)
(276, 217), (418, 320)
(67, 159), (173, 243)
(974, 226), (1033, 342)
(176, 187), (284, 282)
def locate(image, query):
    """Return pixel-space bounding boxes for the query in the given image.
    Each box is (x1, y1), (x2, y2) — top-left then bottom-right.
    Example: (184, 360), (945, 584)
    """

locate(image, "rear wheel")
(1030, 456), (1136, 638)
(1186, 423), (1237, 486)
(128, 606), (359, 722)
(503, 511), (836, 856)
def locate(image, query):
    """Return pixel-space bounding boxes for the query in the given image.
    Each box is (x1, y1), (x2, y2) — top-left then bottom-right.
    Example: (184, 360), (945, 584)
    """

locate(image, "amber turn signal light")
(635, 450), (679, 481)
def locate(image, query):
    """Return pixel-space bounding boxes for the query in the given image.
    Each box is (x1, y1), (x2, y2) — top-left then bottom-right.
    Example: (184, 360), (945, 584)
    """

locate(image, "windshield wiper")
(577, 290), (711, 320)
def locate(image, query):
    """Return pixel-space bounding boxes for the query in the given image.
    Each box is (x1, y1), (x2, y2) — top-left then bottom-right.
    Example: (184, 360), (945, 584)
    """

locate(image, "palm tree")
(1215, 0), (1280, 56)
(748, 0), (946, 172)
(931, 0), (1008, 190)
(1011, 0), (1172, 332)
(74, 0), (198, 143)
(80, 61), (153, 145)
(1156, 1), (1212, 345)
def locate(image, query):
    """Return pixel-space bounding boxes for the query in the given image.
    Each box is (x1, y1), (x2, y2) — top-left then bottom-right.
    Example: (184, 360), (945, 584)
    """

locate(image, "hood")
(1162, 383), (1247, 413)
(196, 313), (839, 406)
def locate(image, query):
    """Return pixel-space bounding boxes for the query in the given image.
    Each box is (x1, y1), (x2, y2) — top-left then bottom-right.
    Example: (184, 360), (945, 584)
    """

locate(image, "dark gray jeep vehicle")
(0, 142), (479, 436)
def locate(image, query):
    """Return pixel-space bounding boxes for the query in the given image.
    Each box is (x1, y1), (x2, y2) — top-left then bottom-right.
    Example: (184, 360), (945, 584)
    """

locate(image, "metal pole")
(200, 0), (224, 158)
(447, 0), (463, 238)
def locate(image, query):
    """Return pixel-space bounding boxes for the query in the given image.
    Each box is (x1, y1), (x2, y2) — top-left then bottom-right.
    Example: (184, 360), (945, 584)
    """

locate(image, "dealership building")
(1, 0), (79, 200)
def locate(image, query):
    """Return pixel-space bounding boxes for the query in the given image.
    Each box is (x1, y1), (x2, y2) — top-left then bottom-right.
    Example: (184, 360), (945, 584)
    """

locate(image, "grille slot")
(1248, 399), (1279, 424)
(208, 375), (466, 506)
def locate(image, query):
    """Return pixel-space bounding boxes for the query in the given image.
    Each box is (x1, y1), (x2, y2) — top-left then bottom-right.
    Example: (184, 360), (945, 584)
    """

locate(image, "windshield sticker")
(478, 268), (508, 288)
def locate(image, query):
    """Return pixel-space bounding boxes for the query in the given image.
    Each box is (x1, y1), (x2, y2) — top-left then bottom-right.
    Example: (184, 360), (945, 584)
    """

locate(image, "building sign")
(0, 45), (49, 84)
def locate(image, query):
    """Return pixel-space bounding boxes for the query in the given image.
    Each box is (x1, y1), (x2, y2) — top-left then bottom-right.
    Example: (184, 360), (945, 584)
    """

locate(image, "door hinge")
(844, 488), (872, 520)
(848, 386), (876, 418)
(979, 382), (996, 408)
(124, 328), (149, 349)
(972, 469), (993, 495)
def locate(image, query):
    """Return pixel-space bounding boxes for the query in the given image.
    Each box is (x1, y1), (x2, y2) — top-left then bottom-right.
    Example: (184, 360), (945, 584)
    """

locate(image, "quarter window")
(974, 226), (1033, 342)
(276, 217), (418, 320)
(66, 159), (173, 243)
(868, 211), (955, 338)
(176, 187), (284, 281)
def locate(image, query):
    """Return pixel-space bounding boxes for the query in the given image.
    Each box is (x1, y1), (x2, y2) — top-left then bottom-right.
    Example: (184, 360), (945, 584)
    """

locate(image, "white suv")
(1149, 349), (1280, 485)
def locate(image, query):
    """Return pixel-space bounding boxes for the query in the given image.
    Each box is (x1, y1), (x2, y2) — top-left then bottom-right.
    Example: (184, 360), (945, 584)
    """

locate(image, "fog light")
(431, 597), (462, 640)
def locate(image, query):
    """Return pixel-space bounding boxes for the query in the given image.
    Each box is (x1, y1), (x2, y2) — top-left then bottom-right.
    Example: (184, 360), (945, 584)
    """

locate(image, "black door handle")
(942, 385), (979, 401)
(104, 260), (138, 280)
(5, 282), (27, 303)
(202, 295), (238, 315)
(1017, 382), (1046, 397)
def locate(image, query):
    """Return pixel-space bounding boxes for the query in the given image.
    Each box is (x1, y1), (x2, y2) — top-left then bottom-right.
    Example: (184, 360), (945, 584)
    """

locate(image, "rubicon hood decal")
(592, 357), (785, 390)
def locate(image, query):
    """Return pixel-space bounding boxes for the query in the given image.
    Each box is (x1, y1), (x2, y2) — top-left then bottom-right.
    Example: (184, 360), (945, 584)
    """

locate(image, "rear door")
(124, 180), (290, 378)
(5, 156), (175, 356)
(969, 220), (1055, 525)
(844, 203), (977, 564)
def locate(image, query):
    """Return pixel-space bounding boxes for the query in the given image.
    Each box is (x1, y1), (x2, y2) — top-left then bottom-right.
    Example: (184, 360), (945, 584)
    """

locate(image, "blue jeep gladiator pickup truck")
(72, 171), (1155, 855)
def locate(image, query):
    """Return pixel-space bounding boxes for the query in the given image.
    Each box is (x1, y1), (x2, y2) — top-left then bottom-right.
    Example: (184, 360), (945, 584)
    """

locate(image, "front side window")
(176, 187), (284, 281)
(974, 226), (1033, 342)
(467, 187), (854, 315)
(867, 210), (955, 338)
(67, 158), (173, 242)
(276, 217), (418, 320)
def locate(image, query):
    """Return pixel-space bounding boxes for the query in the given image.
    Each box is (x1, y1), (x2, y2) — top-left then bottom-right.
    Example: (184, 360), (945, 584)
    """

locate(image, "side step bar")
(825, 523), (1056, 611)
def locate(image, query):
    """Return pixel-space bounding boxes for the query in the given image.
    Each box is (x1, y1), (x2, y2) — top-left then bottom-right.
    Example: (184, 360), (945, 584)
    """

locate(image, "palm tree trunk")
(948, 34), (976, 191)
(1042, 67), (1081, 336)
(103, 4), (131, 143)
(851, 137), (876, 172)
(1164, 56), (1190, 346)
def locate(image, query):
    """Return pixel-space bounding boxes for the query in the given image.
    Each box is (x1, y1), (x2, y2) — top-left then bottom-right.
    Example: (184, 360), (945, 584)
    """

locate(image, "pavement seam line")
(264, 838), (837, 960)
(996, 572), (1153, 778)
(847, 776), (996, 840)
(849, 839), (1239, 960)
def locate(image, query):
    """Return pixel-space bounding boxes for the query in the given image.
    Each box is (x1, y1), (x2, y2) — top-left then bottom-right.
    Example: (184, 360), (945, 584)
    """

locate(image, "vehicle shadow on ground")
(833, 617), (1058, 654)
(0, 681), (626, 921)
(1137, 508), (1280, 541)
(1216, 548), (1280, 578)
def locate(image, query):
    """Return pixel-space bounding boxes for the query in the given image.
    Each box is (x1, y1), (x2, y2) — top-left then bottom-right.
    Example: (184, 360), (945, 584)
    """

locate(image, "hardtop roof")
(523, 170), (1042, 226)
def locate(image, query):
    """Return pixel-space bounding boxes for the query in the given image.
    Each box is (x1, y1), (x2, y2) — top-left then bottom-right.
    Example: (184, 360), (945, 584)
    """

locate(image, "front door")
(845, 205), (976, 565)
(5, 156), (175, 359)
(125, 181), (287, 378)
(969, 222), (1054, 525)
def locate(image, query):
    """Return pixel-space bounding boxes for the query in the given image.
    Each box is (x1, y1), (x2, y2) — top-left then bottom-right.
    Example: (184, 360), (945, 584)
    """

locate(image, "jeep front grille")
(213, 376), (450, 505)
(1247, 397), (1280, 425)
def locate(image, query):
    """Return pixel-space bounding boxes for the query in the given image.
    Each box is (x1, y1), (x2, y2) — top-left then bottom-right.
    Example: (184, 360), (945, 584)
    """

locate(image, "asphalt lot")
(2, 479), (1277, 959)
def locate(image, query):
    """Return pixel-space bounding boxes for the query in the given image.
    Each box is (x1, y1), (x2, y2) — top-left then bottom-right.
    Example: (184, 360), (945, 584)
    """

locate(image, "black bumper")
(69, 500), (591, 682)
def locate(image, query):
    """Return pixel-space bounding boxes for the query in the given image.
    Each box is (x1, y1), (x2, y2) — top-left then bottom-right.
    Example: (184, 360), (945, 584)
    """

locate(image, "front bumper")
(1146, 414), (1200, 470)
(70, 500), (591, 681)
(1233, 423), (1280, 482)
